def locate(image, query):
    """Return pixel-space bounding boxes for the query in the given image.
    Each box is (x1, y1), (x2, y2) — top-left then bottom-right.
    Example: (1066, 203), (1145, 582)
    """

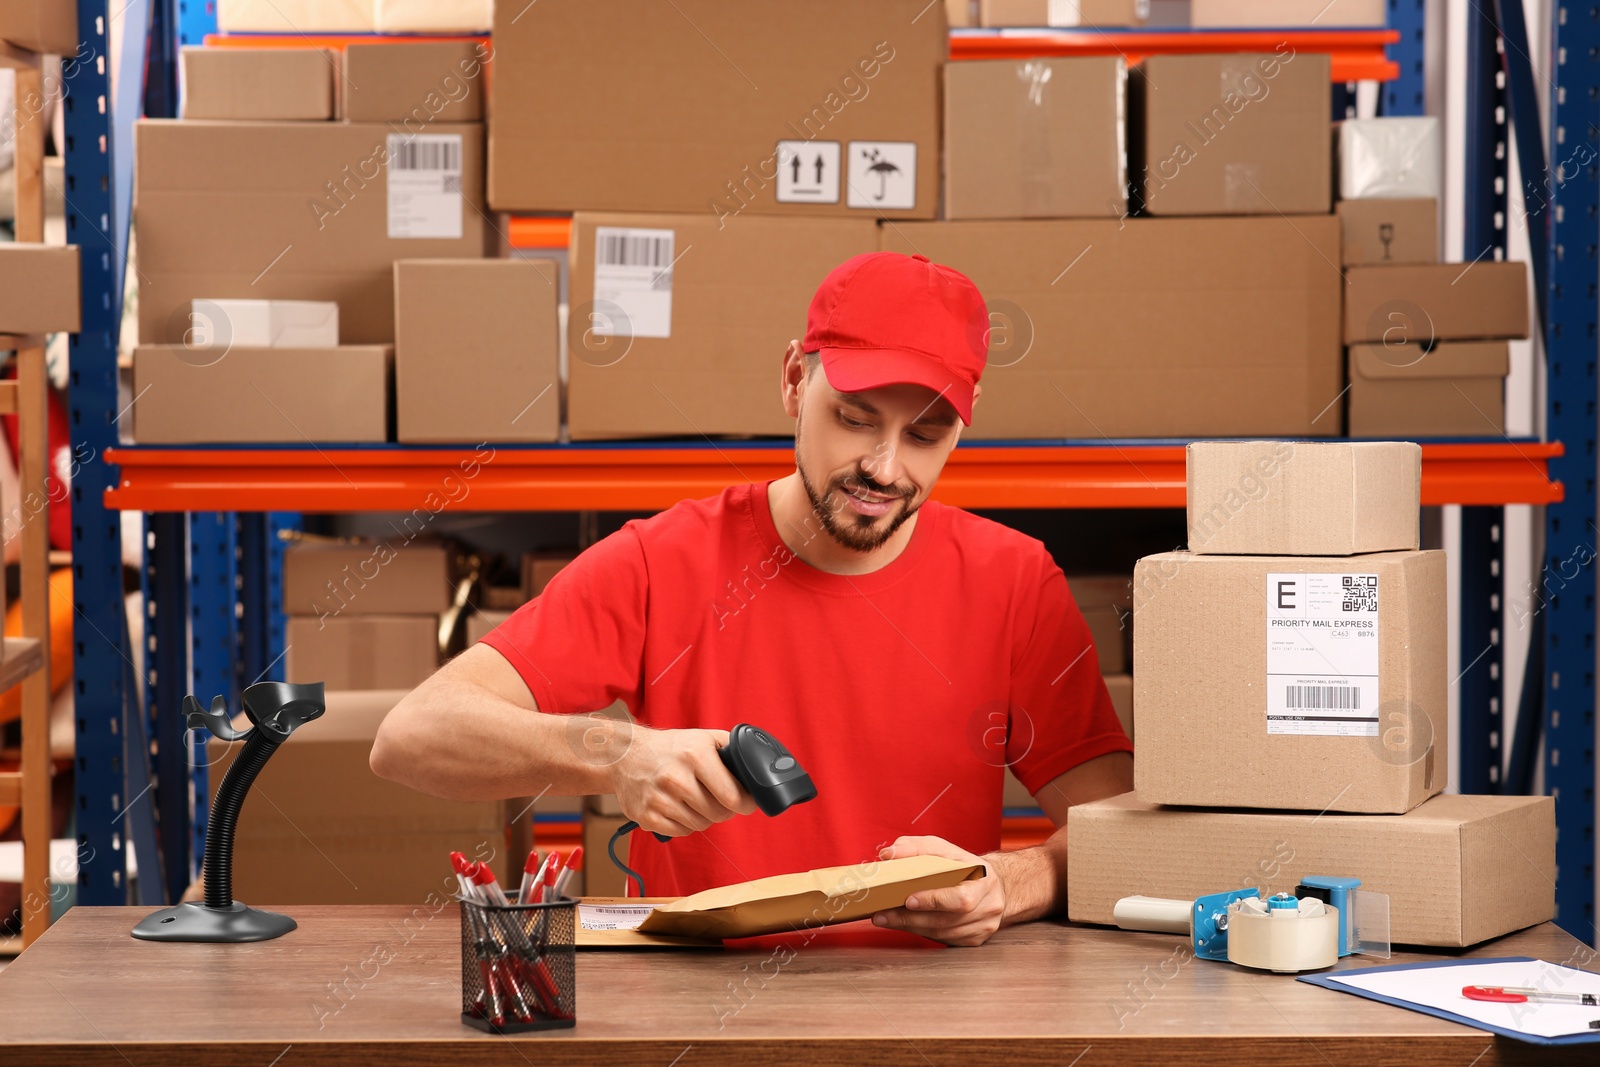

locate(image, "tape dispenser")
(1112, 875), (1391, 974)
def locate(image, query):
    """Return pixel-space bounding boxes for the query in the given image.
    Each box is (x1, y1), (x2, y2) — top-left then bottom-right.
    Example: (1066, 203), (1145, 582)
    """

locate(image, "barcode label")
(387, 134), (464, 240)
(392, 137), (461, 172)
(1284, 685), (1361, 711)
(592, 227), (676, 339)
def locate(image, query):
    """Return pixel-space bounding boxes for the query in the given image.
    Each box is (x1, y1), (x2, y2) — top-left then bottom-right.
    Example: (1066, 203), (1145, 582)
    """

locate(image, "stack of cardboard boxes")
(1335, 118), (1527, 437)
(132, 40), (561, 444)
(1063, 440), (1556, 948)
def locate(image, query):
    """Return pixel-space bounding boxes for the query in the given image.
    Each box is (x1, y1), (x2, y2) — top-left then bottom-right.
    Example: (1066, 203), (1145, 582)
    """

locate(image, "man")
(372, 251), (1133, 947)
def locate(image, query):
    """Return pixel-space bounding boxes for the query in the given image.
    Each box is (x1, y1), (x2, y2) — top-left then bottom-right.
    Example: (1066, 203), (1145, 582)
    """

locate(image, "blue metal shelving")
(62, 1), (1597, 944)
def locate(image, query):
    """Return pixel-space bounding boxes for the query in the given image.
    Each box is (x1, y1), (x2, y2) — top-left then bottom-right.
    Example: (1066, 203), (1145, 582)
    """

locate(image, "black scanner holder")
(610, 723), (817, 897)
(131, 681), (325, 943)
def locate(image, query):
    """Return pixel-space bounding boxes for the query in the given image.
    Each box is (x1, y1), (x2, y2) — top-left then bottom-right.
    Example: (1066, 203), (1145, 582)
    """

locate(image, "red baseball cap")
(803, 252), (988, 425)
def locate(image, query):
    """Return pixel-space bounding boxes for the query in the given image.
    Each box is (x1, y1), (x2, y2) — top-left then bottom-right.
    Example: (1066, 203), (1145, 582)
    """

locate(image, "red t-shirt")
(481, 480), (1131, 897)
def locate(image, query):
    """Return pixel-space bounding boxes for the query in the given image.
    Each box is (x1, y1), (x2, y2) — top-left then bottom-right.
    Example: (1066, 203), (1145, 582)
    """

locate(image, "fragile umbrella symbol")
(862, 148), (900, 201)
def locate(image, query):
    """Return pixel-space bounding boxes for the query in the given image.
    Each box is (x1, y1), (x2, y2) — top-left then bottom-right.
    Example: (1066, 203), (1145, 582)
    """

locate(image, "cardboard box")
(179, 46), (334, 120)
(394, 259), (559, 443)
(480, 586), (526, 611)
(522, 551), (577, 599)
(1336, 198), (1438, 267)
(1338, 117), (1442, 201)
(489, 1), (943, 218)
(0, 0), (77, 54)
(188, 299), (339, 348)
(568, 213), (879, 438)
(375, 0), (491, 33)
(1190, 0), (1385, 26)
(946, 0), (980, 27)
(217, 0), (376, 32)
(1066, 792), (1555, 948)
(283, 541), (451, 618)
(1133, 549), (1447, 813)
(135, 119), (491, 345)
(1186, 440), (1421, 556)
(1348, 342), (1509, 438)
(466, 608), (513, 646)
(943, 58), (1127, 220)
(206, 690), (506, 905)
(979, 0), (1149, 26)
(285, 615), (439, 691)
(0, 244), (79, 335)
(881, 217), (1343, 438)
(1132, 52), (1330, 216)
(131, 345), (390, 444)
(1081, 605), (1129, 674)
(1343, 262), (1530, 344)
(341, 40), (485, 123)
(1004, 672), (1131, 806)
(583, 806), (630, 897)
(1066, 573), (1133, 673)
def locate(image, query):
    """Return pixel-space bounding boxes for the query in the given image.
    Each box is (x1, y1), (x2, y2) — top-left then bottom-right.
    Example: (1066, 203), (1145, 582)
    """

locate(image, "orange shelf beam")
(102, 442), (1563, 514)
(951, 28), (1400, 82)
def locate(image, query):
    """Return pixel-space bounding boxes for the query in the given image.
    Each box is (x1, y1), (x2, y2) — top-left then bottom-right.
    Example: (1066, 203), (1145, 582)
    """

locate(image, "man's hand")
(870, 836), (1007, 947)
(610, 725), (759, 836)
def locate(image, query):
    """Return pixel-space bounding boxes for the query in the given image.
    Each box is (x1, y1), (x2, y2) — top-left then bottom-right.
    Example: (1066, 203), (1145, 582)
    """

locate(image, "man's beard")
(795, 411), (920, 553)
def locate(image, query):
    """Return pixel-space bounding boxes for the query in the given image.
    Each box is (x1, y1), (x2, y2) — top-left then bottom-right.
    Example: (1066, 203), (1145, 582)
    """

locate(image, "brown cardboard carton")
(1068, 575), (1133, 671)
(135, 119), (490, 345)
(1066, 792), (1555, 947)
(943, 57), (1127, 220)
(283, 541), (450, 618)
(489, 1), (943, 218)
(979, 0), (1150, 26)
(1081, 605), (1129, 673)
(568, 212), (879, 438)
(582, 805), (630, 897)
(341, 40), (484, 123)
(881, 217), (1343, 438)
(466, 608), (513, 646)
(1067, 574), (1133, 609)
(394, 259), (559, 443)
(285, 614), (439, 691)
(178, 46), (334, 120)
(1190, 0), (1385, 26)
(1348, 342), (1510, 438)
(1132, 52), (1330, 216)
(1133, 549), (1447, 813)
(636, 855), (985, 941)
(946, 0), (979, 26)
(1343, 262), (1530, 343)
(0, 244), (80, 334)
(521, 551), (577, 599)
(0, 0), (76, 54)
(131, 345), (390, 444)
(1005, 672), (1131, 805)
(1186, 440), (1421, 556)
(206, 689), (507, 905)
(1336, 198), (1439, 267)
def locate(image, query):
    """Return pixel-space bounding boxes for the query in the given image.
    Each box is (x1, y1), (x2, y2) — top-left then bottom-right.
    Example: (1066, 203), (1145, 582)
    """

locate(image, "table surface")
(0, 906), (1596, 1066)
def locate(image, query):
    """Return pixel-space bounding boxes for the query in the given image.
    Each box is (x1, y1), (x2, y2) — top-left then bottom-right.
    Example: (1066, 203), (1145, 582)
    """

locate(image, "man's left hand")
(870, 836), (1006, 947)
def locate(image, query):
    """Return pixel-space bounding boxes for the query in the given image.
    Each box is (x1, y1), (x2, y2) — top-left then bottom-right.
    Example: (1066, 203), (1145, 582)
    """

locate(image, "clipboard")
(1299, 956), (1600, 1046)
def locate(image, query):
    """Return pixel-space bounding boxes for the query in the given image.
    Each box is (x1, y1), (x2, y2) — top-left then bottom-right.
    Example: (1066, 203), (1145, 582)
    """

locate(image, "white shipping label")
(1265, 573), (1380, 736)
(1047, 0), (1082, 26)
(387, 134), (464, 239)
(846, 141), (917, 210)
(578, 903), (658, 931)
(592, 226), (675, 339)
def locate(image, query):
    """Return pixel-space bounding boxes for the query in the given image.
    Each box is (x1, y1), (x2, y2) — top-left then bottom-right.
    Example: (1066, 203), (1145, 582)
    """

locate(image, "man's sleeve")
(479, 526), (647, 718)
(1005, 555), (1134, 797)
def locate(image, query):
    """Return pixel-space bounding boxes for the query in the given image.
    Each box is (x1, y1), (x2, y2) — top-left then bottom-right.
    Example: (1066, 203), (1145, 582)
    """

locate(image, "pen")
(469, 861), (511, 906)
(540, 850), (567, 904)
(554, 846), (584, 899)
(1463, 986), (1600, 1006)
(516, 849), (542, 906)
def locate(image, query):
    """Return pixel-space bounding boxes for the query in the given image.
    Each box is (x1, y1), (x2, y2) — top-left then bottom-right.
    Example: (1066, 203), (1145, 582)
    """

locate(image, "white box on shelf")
(1338, 117), (1442, 201)
(187, 299), (340, 349)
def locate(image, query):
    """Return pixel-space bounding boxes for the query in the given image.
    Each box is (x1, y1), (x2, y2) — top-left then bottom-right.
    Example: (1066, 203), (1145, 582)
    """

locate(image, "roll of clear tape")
(1225, 898), (1339, 973)
(1112, 896), (1193, 935)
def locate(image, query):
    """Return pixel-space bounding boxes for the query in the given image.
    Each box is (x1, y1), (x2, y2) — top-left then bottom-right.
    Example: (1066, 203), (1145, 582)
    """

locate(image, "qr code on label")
(1341, 575), (1378, 612)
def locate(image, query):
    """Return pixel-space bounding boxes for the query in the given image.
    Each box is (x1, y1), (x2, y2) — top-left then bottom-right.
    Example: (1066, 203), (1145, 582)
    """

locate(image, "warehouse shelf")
(949, 28), (1400, 82)
(102, 441), (1562, 513)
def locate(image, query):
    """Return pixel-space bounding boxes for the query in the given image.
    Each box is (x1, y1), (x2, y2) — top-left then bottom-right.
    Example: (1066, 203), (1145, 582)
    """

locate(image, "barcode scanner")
(609, 724), (817, 897)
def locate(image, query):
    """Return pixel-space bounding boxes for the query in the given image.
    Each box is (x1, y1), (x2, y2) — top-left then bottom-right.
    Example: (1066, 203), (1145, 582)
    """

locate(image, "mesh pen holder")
(459, 895), (577, 1033)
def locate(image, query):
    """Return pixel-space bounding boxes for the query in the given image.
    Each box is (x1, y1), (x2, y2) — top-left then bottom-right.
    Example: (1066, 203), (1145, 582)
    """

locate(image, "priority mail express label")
(1265, 573), (1380, 737)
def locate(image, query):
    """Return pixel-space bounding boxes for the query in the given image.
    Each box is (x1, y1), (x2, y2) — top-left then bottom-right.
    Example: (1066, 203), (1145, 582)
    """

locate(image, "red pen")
(540, 850), (567, 904)
(516, 849), (543, 906)
(554, 846), (584, 899)
(1464, 985), (1600, 1006)
(469, 861), (511, 906)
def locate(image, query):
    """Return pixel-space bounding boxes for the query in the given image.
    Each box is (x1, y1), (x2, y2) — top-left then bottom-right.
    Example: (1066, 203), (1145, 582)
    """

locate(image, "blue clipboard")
(1298, 956), (1600, 1047)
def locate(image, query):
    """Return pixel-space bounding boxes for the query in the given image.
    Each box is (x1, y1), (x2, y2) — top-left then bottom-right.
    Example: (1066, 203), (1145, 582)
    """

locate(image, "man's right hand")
(610, 727), (759, 837)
